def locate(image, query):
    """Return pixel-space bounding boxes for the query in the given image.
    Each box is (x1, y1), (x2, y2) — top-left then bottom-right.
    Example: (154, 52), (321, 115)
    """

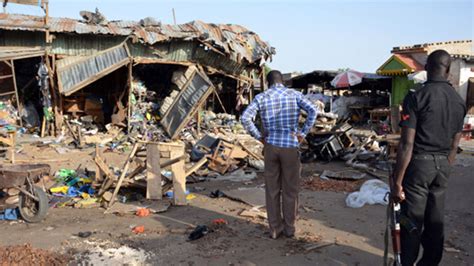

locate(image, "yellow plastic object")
(50, 186), (69, 194)
(186, 194), (196, 200)
(79, 178), (93, 184)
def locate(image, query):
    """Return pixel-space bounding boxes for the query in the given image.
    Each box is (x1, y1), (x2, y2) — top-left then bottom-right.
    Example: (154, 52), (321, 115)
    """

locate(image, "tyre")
(19, 186), (48, 223)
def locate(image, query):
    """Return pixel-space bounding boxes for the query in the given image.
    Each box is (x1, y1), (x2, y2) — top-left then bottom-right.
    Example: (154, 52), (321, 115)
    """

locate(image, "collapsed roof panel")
(161, 66), (215, 139)
(56, 43), (130, 96)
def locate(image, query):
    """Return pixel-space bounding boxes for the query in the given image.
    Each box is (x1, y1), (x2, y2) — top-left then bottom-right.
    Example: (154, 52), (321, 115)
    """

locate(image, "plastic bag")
(345, 179), (389, 208)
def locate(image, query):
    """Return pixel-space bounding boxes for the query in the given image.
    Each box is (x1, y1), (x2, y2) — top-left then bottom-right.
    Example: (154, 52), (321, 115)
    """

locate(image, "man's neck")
(427, 73), (447, 82)
(270, 83), (284, 88)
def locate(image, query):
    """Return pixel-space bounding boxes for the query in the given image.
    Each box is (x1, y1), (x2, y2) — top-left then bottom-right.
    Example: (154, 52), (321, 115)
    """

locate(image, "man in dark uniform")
(391, 49), (466, 266)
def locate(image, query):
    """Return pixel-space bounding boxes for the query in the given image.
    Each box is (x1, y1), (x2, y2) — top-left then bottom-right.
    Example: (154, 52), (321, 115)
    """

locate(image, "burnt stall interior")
(62, 65), (130, 130)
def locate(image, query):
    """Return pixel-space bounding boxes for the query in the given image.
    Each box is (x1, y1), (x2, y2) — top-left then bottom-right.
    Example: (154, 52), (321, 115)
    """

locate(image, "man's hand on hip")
(296, 134), (305, 144)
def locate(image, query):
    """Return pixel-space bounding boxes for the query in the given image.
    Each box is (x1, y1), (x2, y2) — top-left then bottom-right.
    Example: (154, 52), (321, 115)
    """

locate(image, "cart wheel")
(19, 186), (48, 223)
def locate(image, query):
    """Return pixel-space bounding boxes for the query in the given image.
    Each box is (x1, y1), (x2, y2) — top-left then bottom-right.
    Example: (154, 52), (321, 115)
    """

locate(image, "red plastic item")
(212, 218), (228, 225)
(132, 225), (145, 234)
(135, 208), (150, 217)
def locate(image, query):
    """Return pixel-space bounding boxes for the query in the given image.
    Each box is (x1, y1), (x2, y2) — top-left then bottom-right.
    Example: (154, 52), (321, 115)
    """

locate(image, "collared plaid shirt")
(241, 84), (317, 148)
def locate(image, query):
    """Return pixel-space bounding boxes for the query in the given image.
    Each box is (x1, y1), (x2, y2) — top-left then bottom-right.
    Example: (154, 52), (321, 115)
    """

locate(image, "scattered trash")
(135, 208), (150, 217)
(209, 189), (225, 198)
(239, 206), (267, 219)
(444, 246), (462, 253)
(186, 194), (196, 200)
(0, 208), (19, 220)
(75, 240), (151, 265)
(345, 179), (389, 208)
(188, 225), (211, 241)
(132, 225), (145, 234)
(212, 218), (228, 225)
(78, 231), (93, 238)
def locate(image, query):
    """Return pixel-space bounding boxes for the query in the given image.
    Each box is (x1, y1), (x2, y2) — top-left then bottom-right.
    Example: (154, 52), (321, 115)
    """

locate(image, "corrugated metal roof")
(0, 13), (274, 64)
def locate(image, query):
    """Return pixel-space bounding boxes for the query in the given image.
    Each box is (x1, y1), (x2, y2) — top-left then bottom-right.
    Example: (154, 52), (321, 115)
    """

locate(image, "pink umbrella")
(330, 69), (365, 88)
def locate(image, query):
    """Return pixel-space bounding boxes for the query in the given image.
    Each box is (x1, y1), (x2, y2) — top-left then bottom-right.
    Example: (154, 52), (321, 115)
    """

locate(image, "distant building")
(377, 40), (473, 107)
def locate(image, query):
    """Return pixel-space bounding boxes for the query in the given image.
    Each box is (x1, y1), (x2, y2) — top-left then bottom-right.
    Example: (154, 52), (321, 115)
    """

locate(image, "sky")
(4, 0), (473, 73)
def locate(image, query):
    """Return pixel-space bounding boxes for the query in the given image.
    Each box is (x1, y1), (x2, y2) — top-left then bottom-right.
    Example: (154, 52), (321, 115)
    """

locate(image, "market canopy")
(330, 69), (364, 88)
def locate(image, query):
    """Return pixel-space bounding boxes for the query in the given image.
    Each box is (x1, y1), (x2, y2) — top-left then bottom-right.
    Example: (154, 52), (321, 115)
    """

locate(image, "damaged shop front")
(0, 11), (273, 211)
(288, 70), (396, 166)
(0, 12), (274, 140)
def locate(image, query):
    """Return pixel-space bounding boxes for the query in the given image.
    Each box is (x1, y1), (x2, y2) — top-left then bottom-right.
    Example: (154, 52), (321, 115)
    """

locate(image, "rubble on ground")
(0, 243), (71, 266)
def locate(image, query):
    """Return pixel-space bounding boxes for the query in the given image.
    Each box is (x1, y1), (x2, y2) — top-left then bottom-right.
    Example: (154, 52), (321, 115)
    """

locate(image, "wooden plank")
(0, 91), (15, 97)
(108, 142), (140, 207)
(95, 145), (103, 182)
(146, 143), (161, 200)
(160, 155), (187, 168)
(184, 157), (207, 177)
(236, 140), (264, 160)
(94, 156), (114, 183)
(212, 88), (227, 113)
(169, 144), (186, 205)
(2, 60), (12, 68)
(0, 74), (13, 80)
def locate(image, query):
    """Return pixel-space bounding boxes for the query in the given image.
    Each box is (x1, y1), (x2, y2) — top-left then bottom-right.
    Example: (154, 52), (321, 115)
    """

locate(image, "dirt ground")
(0, 138), (473, 265)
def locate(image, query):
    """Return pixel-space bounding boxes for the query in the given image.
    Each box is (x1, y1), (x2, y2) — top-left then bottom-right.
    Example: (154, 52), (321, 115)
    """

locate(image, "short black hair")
(267, 70), (283, 86)
(426, 49), (451, 73)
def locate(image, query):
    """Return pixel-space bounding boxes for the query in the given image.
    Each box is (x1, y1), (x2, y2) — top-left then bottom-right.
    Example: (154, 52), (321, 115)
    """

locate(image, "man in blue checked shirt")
(241, 70), (317, 239)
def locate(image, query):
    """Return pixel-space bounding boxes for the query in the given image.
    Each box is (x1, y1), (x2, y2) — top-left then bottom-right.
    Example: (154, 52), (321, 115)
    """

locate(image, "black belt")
(412, 154), (448, 160)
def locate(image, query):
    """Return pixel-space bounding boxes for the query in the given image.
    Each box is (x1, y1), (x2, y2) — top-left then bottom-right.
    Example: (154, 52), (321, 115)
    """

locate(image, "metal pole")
(172, 8), (177, 25)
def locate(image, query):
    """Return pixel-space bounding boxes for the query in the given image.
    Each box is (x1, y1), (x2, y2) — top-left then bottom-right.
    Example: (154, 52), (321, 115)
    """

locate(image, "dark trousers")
(264, 144), (301, 235)
(401, 154), (450, 266)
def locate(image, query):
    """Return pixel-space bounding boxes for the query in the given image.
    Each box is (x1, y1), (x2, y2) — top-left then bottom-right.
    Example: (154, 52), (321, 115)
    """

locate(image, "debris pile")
(0, 100), (19, 128)
(129, 79), (165, 140)
(49, 169), (98, 209)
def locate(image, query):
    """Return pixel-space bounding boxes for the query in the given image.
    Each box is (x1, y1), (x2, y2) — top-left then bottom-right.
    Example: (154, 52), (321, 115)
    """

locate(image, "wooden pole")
(146, 143), (161, 200)
(108, 142), (140, 207)
(213, 88), (227, 113)
(127, 62), (132, 132)
(169, 145), (186, 205)
(10, 60), (23, 127)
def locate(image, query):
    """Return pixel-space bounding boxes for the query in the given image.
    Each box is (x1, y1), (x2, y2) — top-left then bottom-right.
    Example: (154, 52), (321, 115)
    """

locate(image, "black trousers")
(401, 154), (450, 266)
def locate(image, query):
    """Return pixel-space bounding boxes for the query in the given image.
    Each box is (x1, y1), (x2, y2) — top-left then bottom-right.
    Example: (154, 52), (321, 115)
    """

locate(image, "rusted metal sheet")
(0, 13), (274, 64)
(56, 43), (130, 96)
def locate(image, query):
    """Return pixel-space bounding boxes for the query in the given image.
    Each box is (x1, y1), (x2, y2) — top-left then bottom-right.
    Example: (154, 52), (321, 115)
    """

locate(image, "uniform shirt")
(241, 84), (317, 148)
(400, 77), (466, 155)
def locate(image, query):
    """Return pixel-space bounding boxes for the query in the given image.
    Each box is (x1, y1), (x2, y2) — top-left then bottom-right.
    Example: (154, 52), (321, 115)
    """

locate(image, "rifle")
(384, 192), (402, 266)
